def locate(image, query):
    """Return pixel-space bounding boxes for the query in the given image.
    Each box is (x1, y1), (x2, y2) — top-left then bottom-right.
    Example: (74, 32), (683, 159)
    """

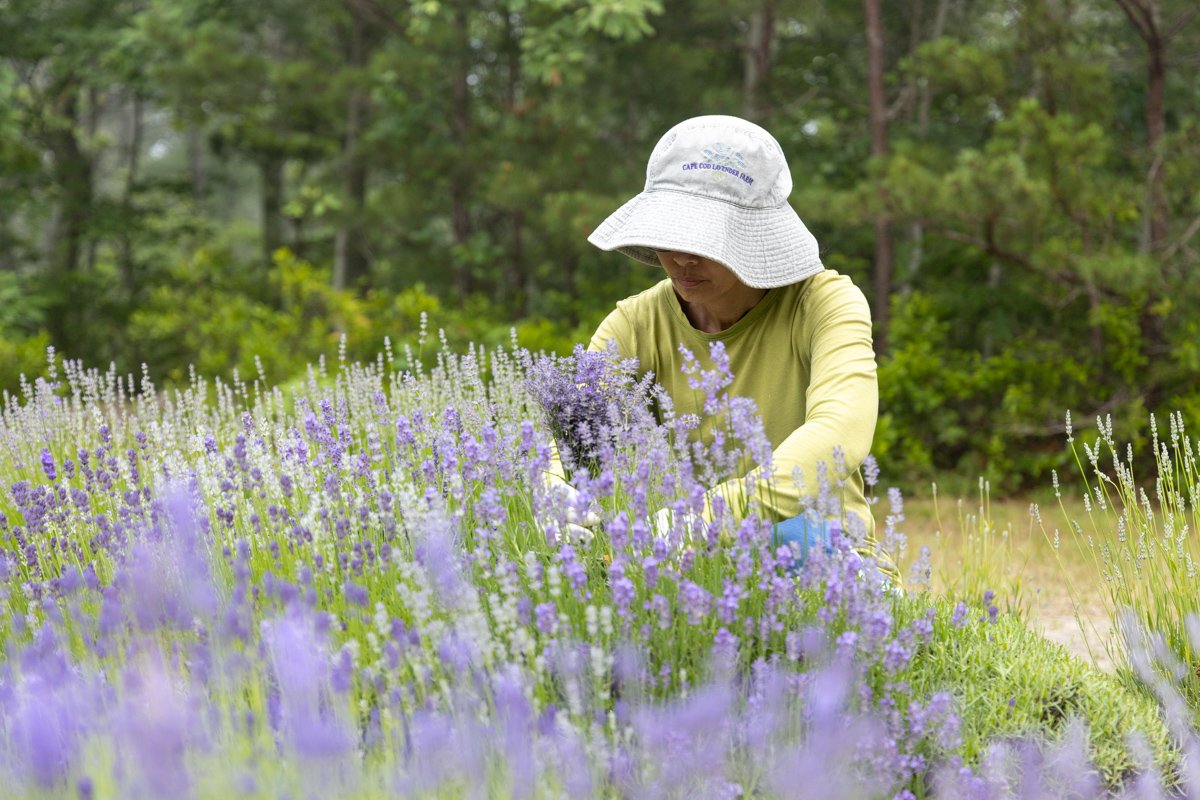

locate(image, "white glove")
(558, 521), (595, 545)
(651, 507), (709, 544)
(542, 473), (601, 527)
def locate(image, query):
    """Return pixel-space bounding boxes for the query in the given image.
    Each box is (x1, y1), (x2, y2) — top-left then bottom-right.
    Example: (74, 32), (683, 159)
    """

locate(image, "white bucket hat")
(587, 114), (823, 289)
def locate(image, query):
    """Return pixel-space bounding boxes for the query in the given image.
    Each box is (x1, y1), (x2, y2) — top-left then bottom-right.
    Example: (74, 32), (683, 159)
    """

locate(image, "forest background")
(1, 0), (1198, 494)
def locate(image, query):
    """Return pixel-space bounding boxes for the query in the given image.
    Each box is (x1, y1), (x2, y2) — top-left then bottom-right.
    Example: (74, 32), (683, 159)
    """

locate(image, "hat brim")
(587, 189), (823, 289)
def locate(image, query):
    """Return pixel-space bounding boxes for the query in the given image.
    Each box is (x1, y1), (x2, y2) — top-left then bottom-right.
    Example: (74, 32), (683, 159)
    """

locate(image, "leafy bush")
(0, 329), (49, 400)
(877, 291), (1150, 494)
(117, 247), (588, 391)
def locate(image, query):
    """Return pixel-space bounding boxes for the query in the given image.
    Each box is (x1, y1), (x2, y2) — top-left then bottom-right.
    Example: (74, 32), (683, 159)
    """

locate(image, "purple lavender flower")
(263, 611), (354, 759)
(57, 565), (84, 598)
(491, 667), (535, 798)
(712, 626), (739, 663)
(609, 560), (635, 619)
(836, 631), (859, 660)
(557, 545), (589, 597)
(414, 520), (467, 608)
(911, 609), (936, 644)
(883, 639), (913, 674)
(648, 594), (671, 631)
(716, 579), (744, 625)
(678, 340), (733, 415)
(679, 580), (712, 625)
(951, 602), (969, 628)
(8, 667), (82, 788)
(122, 485), (218, 631)
(344, 582), (369, 607)
(117, 655), (195, 797)
(535, 602), (558, 636)
(40, 448), (56, 482)
(862, 454), (880, 489)
(629, 678), (736, 796)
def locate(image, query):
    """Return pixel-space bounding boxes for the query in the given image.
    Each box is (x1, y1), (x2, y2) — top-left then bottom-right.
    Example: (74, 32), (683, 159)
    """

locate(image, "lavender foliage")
(0, 342), (1183, 798)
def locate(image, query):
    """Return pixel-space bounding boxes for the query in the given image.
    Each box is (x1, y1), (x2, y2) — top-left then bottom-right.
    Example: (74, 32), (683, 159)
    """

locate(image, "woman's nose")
(670, 251), (700, 266)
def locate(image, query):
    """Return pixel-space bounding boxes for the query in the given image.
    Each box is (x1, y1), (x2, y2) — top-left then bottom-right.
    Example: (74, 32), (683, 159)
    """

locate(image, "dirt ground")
(1024, 583), (1116, 671)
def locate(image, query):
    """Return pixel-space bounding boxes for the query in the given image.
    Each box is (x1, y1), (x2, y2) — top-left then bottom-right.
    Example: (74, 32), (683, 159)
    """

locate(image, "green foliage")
(877, 285), (1160, 492)
(121, 246), (586, 387)
(0, 0), (1198, 501)
(0, 331), (50, 399)
(519, 0), (665, 83)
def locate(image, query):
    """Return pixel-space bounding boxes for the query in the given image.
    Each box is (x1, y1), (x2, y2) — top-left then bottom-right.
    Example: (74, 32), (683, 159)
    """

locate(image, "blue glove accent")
(773, 515), (832, 572)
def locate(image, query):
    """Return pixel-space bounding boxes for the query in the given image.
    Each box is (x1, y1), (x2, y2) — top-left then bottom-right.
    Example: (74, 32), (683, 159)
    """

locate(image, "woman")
(585, 114), (884, 571)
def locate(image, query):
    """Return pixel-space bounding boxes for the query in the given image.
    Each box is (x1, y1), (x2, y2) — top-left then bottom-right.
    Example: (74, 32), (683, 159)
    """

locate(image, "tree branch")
(931, 226), (1035, 270)
(886, 85), (915, 122)
(997, 392), (1132, 437)
(341, 0), (407, 36)
(1113, 0), (1154, 42)
(1164, 209), (1200, 260)
(1164, 7), (1198, 44)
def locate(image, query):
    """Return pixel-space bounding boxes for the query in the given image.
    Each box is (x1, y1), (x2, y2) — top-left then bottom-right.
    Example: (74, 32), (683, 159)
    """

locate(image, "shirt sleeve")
(588, 306), (635, 356)
(705, 278), (878, 523)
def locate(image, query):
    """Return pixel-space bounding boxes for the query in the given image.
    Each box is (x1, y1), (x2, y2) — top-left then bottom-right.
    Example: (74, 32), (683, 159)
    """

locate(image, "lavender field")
(0, 340), (1194, 799)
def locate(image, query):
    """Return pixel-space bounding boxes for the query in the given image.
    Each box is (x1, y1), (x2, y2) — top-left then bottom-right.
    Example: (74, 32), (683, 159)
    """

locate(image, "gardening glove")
(558, 521), (595, 546)
(542, 472), (601, 528)
(650, 506), (709, 544)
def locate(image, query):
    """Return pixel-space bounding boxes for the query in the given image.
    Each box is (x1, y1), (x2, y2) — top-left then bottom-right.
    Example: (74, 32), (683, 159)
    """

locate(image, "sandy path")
(1025, 593), (1116, 672)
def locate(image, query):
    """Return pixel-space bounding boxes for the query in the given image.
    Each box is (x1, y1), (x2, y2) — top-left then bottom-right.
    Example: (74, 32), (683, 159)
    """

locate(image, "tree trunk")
(864, 0), (893, 353)
(1144, 31), (1167, 250)
(906, 0), (951, 288)
(119, 91), (143, 302)
(1115, 0), (1170, 252)
(84, 86), (103, 277)
(333, 8), (372, 292)
(508, 211), (526, 314)
(187, 126), (208, 202)
(982, 261), (1002, 359)
(742, 2), (775, 122)
(503, 6), (527, 314)
(450, 0), (473, 301)
(43, 81), (94, 349)
(261, 155), (286, 266)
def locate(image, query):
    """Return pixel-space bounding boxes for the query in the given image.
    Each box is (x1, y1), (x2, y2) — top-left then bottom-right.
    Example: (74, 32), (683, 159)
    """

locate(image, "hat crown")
(645, 115), (791, 208)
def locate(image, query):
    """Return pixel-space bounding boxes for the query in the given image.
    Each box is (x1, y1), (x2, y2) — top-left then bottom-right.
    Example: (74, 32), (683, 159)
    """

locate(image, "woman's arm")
(705, 278), (878, 527)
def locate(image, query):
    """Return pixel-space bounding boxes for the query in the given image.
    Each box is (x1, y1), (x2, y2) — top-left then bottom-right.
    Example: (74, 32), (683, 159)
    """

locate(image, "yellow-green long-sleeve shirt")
(588, 269), (879, 539)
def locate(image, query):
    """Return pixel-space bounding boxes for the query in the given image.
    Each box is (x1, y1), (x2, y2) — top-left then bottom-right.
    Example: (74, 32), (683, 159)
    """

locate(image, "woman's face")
(655, 250), (746, 304)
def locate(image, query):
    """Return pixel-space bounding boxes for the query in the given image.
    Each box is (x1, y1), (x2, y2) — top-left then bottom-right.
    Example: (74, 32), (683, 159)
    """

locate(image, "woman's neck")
(678, 286), (768, 333)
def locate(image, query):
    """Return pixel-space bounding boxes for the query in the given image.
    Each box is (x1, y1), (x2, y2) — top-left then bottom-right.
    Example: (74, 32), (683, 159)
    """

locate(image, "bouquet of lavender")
(525, 343), (659, 478)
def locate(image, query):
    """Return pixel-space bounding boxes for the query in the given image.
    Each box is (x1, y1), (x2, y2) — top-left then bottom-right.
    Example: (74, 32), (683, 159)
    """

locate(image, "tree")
(864, 0), (893, 352)
(0, 0), (139, 351)
(1112, 0), (1196, 253)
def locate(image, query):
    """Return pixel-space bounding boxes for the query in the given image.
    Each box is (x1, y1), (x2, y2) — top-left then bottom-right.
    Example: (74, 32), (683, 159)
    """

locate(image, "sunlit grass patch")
(886, 486), (1113, 664)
